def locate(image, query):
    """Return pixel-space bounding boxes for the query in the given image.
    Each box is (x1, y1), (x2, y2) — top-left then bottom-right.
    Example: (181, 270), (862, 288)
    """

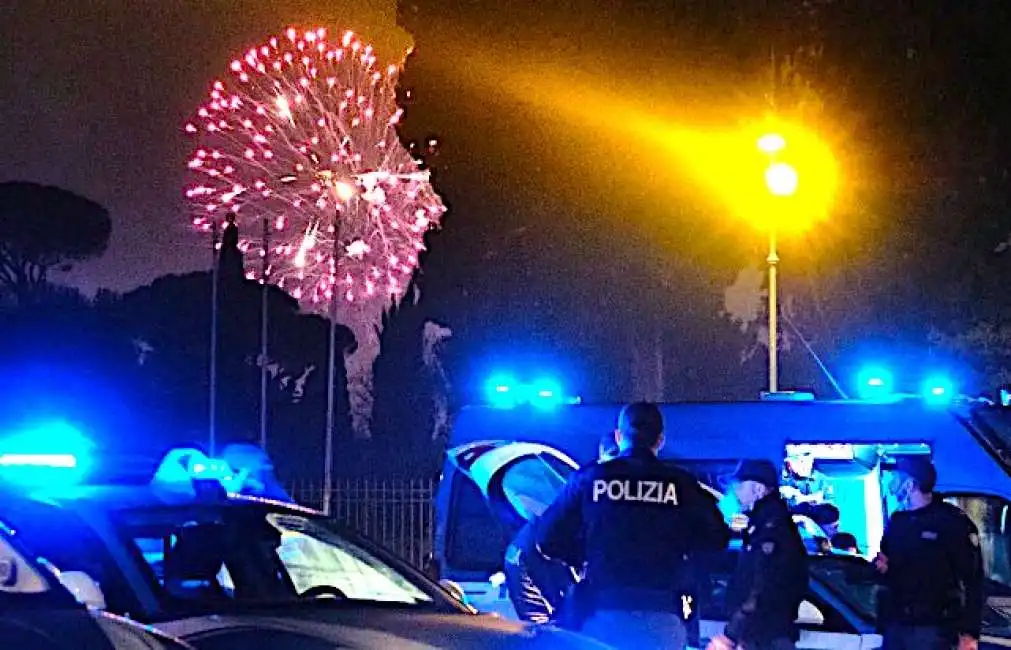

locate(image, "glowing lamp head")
(857, 367), (894, 401)
(765, 162), (799, 197)
(758, 133), (786, 154)
(334, 180), (355, 202)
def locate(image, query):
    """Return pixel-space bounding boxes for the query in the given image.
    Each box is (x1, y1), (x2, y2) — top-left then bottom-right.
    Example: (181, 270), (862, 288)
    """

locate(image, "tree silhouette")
(0, 182), (111, 305)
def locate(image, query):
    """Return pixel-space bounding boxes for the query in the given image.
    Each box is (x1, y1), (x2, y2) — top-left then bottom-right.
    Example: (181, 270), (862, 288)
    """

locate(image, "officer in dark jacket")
(708, 460), (808, 650)
(503, 431), (619, 624)
(875, 457), (983, 650)
(535, 402), (730, 649)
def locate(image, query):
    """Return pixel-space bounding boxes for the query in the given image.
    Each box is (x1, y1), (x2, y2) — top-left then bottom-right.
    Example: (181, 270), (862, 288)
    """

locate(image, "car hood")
(155, 609), (608, 649)
(92, 610), (194, 649)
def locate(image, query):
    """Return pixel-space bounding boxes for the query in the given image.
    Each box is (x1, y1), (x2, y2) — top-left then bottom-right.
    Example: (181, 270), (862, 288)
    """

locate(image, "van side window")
(447, 474), (512, 573)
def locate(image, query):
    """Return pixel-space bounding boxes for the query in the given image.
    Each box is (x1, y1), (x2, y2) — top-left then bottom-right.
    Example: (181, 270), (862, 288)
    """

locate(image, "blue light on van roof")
(923, 376), (955, 405)
(857, 367), (893, 401)
(484, 373), (575, 409)
(531, 379), (563, 408)
(486, 374), (520, 408)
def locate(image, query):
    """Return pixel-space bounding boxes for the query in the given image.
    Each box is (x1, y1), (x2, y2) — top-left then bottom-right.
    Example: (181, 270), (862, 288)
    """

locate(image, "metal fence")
(289, 478), (436, 569)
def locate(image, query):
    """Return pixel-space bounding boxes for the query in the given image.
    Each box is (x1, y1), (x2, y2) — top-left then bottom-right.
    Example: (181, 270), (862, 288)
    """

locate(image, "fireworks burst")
(185, 27), (446, 438)
(185, 26), (444, 309)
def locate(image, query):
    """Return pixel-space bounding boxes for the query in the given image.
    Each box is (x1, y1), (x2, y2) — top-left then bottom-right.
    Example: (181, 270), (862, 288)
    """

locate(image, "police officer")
(875, 457), (983, 650)
(503, 431), (620, 624)
(535, 402), (730, 649)
(707, 460), (808, 650)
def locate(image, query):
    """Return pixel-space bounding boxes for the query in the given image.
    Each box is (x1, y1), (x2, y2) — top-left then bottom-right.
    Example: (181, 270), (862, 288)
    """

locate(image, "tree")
(0, 182), (111, 305)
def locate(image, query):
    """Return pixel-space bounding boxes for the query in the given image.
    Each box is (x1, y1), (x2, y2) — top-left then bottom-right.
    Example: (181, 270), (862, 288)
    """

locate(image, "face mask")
(889, 478), (913, 510)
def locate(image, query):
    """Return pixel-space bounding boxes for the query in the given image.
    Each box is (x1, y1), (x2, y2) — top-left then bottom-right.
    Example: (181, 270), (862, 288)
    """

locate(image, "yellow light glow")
(334, 181), (355, 202)
(407, 38), (841, 237)
(765, 162), (798, 197)
(757, 133), (786, 154)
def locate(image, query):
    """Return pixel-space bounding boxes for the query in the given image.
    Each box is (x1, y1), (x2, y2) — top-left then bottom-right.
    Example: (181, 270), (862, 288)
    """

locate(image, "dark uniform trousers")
(877, 500), (984, 650)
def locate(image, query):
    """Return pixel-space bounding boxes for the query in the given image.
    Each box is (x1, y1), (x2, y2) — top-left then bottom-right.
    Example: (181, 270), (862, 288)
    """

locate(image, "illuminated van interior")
(779, 442), (931, 557)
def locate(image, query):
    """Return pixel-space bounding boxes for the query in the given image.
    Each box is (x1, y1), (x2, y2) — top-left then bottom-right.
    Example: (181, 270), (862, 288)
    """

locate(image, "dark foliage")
(0, 182), (111, 304)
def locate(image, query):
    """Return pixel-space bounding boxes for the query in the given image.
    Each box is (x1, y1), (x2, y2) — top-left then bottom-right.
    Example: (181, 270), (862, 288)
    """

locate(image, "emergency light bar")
(153, 448), (243, 495)
(0, 453), (78, 468)
(0, 422), (92, 486)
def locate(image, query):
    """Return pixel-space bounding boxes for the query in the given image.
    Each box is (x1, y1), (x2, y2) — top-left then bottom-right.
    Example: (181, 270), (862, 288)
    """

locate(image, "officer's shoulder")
(936, 501), (978, 529)
(570, 462), (608, 482)
(657, 462), (697, 482)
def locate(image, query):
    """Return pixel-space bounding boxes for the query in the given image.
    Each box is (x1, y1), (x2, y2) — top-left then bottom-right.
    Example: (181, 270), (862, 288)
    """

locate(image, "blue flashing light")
(484, 373), (574, 409)
(0, 421), (92, 486)
(857, 367), (894, 401)
(0, 453), (78, 468)
(153, 448), (240, 498)
(530, 378), (563, 409)
(486, 374), (520, 409)
(923, 376), (955, 405)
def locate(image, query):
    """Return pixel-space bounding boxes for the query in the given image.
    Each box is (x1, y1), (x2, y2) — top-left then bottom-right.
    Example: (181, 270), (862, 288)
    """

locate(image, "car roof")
(0, 482), (321, 519)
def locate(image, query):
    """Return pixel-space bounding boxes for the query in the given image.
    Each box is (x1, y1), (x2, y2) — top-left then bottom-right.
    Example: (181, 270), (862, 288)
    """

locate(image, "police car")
(0, 431), (607, 650)
(434, 413), (1011, 650)
(0, 514), (192, 649)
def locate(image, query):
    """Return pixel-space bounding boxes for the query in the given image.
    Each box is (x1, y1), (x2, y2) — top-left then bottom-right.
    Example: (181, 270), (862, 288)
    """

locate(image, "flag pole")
(209, 220), (220, 456)
(259, 215), (270, 449)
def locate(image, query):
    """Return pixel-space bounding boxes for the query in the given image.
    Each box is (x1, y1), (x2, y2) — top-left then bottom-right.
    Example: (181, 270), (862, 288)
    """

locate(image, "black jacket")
(878, 499), (984, 638)
(725, 493), (808, 645)
(535, 448), (730, 611)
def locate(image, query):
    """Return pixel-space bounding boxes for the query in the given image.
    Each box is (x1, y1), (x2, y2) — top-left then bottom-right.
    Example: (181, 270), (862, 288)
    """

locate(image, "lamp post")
(758, 134), (799, 394)
(259, 215), (270, 450)
(320, 177), (355, 516)
(209, 221), (220, 456)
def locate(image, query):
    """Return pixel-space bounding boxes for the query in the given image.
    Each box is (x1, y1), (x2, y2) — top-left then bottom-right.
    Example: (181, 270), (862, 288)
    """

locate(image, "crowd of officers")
(502, 402), (985, 650)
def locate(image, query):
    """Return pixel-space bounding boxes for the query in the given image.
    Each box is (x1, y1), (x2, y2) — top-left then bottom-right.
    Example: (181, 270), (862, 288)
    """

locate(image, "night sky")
(4, 0), (1011, 400)
(1, 0), (409, 294)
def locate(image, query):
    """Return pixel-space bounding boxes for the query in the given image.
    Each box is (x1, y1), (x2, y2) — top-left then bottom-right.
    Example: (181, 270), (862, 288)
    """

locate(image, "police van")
(433, 396), (1011, 649)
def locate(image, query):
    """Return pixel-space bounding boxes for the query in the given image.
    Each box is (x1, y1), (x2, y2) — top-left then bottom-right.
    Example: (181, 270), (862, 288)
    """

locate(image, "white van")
(433, 397), (1011, 649)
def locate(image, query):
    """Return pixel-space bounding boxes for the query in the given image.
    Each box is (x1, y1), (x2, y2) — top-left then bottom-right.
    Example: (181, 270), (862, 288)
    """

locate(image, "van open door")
(447, 440), (580, 526)
(442, 441), (579, 617)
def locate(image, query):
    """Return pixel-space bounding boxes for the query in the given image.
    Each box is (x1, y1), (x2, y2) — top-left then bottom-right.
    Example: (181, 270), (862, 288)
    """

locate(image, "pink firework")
(185, 27), (444, 311)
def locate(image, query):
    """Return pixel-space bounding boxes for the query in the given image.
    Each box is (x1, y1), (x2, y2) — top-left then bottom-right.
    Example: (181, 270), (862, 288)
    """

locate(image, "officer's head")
(731, 459), (779, 511)
(598, 430), (619, 462)
(616, 402), (664, 454)
(887, 456), (936, 509)
(811, 503), (841, 537)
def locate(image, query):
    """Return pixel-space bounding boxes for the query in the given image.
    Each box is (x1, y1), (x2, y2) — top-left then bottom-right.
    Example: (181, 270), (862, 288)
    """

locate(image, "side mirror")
(439, 579), (466, 604)
(58, 570), (106, 609)
(795, 600), (825, 626)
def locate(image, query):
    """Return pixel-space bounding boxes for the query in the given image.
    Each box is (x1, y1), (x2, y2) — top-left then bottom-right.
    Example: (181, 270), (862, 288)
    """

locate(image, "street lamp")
(760, 135), (798, 395)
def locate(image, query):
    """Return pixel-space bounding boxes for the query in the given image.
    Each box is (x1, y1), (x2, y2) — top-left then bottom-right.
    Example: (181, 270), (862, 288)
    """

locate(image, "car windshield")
(113, 501), (453, 616)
